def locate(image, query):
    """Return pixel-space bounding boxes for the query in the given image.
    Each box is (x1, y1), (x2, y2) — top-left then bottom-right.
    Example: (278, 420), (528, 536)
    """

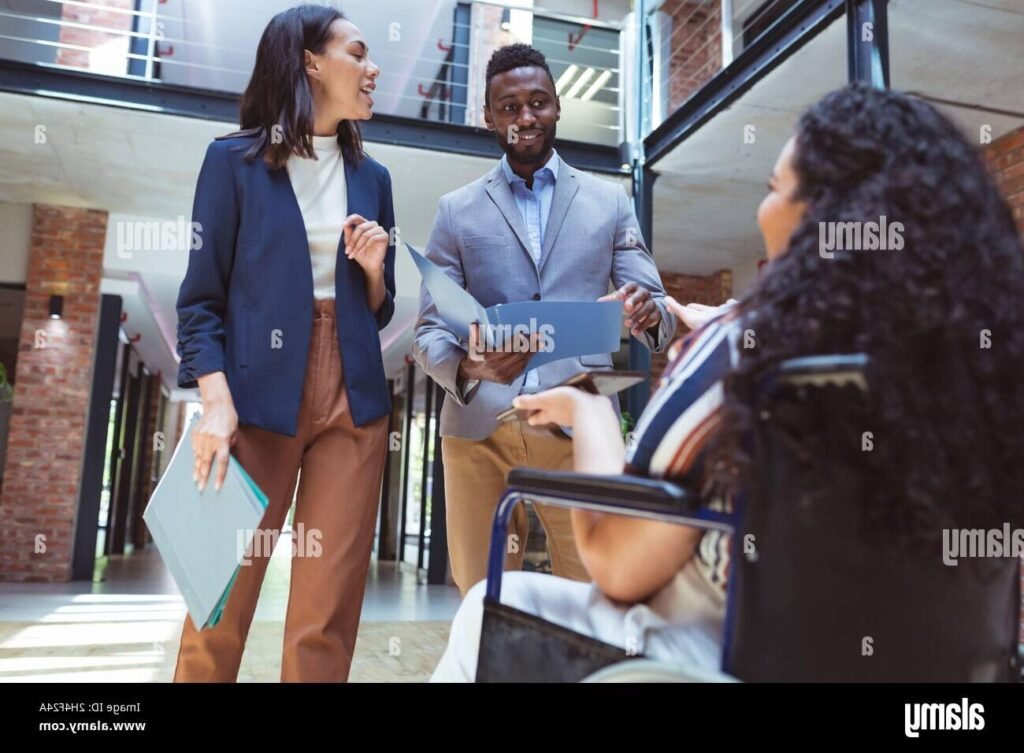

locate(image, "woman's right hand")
(665, 296), (737, 331)
(194, 372), (238, 493)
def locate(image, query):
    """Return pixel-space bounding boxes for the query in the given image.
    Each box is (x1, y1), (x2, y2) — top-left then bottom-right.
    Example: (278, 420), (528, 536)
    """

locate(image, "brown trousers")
(173, 298), (389, 682)
(441, 422), (590, 596)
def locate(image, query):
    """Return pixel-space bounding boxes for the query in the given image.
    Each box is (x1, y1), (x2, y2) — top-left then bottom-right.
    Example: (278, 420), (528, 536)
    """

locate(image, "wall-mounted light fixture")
(49, 294), (63, 320)
(500, 8), (511, 31)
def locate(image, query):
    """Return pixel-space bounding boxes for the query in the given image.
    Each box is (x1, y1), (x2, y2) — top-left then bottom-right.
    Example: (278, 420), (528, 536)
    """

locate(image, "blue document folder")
(142, 414), (268, 630)
(409, 243), (623, 368)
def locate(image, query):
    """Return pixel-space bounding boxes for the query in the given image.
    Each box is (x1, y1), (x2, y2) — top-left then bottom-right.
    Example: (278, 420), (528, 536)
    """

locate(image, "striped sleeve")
(624, 315), (741, 598)
(625, 316), (738, 486)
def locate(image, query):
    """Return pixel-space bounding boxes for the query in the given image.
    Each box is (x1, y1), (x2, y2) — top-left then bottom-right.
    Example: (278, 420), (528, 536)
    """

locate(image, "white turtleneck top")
(285, 134), (348, 299)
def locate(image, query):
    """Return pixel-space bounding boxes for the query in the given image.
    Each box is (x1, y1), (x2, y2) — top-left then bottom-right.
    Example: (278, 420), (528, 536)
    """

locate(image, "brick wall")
(982, 124), (1024, 644)
(662, 0), (723, 111)
(652, 268), (732, 386)
(465, 4), (517, 128)
(56, 0), (135, 70)
(0, 205), (107, 583)
(983, 125), (1024, 236)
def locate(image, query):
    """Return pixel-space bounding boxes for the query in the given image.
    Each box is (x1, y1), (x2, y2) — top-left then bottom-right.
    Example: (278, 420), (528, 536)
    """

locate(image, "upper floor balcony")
(0, 0), (631, 148)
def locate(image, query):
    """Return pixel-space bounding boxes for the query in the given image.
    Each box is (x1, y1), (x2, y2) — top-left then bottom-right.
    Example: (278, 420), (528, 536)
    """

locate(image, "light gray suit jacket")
(413, 159), (676, 440)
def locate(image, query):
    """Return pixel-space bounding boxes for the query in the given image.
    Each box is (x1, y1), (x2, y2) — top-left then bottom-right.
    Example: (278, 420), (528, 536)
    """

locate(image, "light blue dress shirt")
(499, 149), (560, 390)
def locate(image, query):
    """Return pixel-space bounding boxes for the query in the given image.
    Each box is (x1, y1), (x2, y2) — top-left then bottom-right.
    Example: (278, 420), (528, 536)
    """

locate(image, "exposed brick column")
(983, 125), (1024, 236)
(56, 0), (135, 70)
(0, 205), (107, 583)
(652, 268), (732, 386)
(982, 125), (1024, 643)
(662, 0), (723, 110)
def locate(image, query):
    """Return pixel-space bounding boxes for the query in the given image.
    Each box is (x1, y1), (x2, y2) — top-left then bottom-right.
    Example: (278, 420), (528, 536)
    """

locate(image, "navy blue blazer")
(176, 134), (396, 436)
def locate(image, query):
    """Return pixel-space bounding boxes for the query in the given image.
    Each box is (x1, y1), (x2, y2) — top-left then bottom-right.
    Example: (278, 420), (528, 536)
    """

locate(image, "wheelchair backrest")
(725, 355), (1021, 682)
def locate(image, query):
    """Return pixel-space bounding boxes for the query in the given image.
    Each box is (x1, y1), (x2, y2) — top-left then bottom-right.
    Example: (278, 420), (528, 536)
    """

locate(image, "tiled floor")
(0, 536), (462, 682)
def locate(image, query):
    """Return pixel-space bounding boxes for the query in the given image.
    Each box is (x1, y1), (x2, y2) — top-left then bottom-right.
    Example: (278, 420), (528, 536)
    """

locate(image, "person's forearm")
(571, 396), (625, 474)
(568, 399), (701, 600)
(197, 371), (233, 408)
(364, 267), (387, 315)
(569, 395), (626, 547)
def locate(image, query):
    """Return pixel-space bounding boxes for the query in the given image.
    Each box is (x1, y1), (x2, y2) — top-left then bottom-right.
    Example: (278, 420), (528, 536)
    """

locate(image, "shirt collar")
(500, 149), (560, 187)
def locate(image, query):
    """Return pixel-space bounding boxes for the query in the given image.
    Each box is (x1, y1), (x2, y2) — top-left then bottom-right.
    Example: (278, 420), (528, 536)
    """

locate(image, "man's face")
(484, 66), (560, 164)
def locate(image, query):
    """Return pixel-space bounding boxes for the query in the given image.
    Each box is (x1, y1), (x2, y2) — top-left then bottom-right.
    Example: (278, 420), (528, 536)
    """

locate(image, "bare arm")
(513, 389), (701, 603)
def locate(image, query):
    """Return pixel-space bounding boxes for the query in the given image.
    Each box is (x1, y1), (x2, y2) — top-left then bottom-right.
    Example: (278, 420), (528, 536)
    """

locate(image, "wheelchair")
(475, 355), (1022, 683)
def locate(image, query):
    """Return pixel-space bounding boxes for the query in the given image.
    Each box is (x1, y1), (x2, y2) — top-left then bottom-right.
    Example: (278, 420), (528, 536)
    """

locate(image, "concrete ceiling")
(651, 0), (1024, 297)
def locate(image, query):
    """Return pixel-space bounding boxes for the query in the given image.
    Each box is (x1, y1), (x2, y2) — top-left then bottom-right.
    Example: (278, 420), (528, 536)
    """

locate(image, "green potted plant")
(620, 410), (636, 444)
(0, 362), (12, 402)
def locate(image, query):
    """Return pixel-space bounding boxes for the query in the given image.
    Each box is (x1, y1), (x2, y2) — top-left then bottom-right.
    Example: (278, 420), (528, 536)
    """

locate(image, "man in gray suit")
(414, 44), (675, 596)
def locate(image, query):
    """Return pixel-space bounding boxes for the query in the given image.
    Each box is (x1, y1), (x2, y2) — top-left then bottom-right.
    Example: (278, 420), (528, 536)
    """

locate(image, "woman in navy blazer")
(173, 4), (396, 682)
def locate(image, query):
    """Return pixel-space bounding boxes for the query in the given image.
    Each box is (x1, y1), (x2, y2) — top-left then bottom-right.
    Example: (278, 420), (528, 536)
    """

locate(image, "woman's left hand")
(344, 213), (389, 275)
(513, 386), (602, 428)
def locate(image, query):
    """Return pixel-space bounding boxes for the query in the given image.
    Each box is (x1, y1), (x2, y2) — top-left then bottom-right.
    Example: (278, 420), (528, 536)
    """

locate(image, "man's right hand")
(457, 322), (540, 385)
(195, 372), (239, 493)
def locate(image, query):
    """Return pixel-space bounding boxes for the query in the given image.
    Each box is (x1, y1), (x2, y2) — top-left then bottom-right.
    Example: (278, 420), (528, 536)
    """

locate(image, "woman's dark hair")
(707, 83), (1024, 550)
(223, 3), (363, 168)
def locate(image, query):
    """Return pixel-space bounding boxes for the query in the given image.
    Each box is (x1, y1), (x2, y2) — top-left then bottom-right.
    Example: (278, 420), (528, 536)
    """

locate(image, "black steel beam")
(108, 361), (141, 556)
(847, 0), (889, 88)
(427, 382), (449, 585)
(103, 340), (129, 555)
(129, 372), (155, 550)
(71, 294), (122, 581)
(626, 164), (657, 419)
(644, 0), (845, 168)
(0, 58), (625, 174)
(397, 362), (415, 564)
(417, 376), (434, 570)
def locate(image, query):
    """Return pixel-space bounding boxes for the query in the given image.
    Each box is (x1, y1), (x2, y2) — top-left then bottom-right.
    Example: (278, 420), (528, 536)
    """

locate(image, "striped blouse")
(624, 307), (742, 598)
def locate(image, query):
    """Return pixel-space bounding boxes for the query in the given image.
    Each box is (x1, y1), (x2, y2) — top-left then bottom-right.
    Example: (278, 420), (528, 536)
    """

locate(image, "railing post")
(846, 0), (890, 89)
(626, 0), (654, 420)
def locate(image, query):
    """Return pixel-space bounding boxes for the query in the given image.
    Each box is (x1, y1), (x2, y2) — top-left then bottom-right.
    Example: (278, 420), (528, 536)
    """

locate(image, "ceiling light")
(555, 64), (579, 96)
(565, 67), (595, 99)
(580, 69), (613, 101)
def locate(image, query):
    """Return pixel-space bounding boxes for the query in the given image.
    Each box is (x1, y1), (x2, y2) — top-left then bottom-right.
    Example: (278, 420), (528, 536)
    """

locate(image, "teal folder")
(143, 414), (268, 630)
(408, 243), (623, 368)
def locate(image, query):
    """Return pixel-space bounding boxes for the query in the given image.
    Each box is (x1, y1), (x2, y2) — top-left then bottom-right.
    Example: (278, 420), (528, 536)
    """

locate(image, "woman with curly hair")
(430, 82), (1024, 682)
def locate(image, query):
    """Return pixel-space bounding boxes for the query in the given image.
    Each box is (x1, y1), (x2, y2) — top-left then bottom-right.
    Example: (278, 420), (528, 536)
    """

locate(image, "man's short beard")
(497, 122), (557, 164)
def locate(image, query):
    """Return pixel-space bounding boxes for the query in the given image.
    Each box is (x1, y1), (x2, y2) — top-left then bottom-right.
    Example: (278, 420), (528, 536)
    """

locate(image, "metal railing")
(642, 0), (806, 135)
(0, 0), (624, 146)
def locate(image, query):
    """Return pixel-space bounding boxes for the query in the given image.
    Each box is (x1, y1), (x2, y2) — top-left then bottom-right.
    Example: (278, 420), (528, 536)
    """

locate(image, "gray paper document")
(143, 414), (268, 630)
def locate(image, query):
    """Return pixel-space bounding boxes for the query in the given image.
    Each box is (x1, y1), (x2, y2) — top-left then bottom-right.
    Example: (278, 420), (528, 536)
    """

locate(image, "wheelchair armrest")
(506, 468), (699, 516)
(486, 468), (734, 603)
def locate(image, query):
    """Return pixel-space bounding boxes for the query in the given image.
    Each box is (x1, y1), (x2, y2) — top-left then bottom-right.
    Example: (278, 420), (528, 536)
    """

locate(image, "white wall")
(0, 202), (32, 284)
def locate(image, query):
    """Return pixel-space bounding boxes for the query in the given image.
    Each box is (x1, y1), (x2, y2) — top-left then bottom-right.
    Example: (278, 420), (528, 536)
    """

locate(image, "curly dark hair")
(485, 43), (555, 106)
(707, 83), (1024, 549)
